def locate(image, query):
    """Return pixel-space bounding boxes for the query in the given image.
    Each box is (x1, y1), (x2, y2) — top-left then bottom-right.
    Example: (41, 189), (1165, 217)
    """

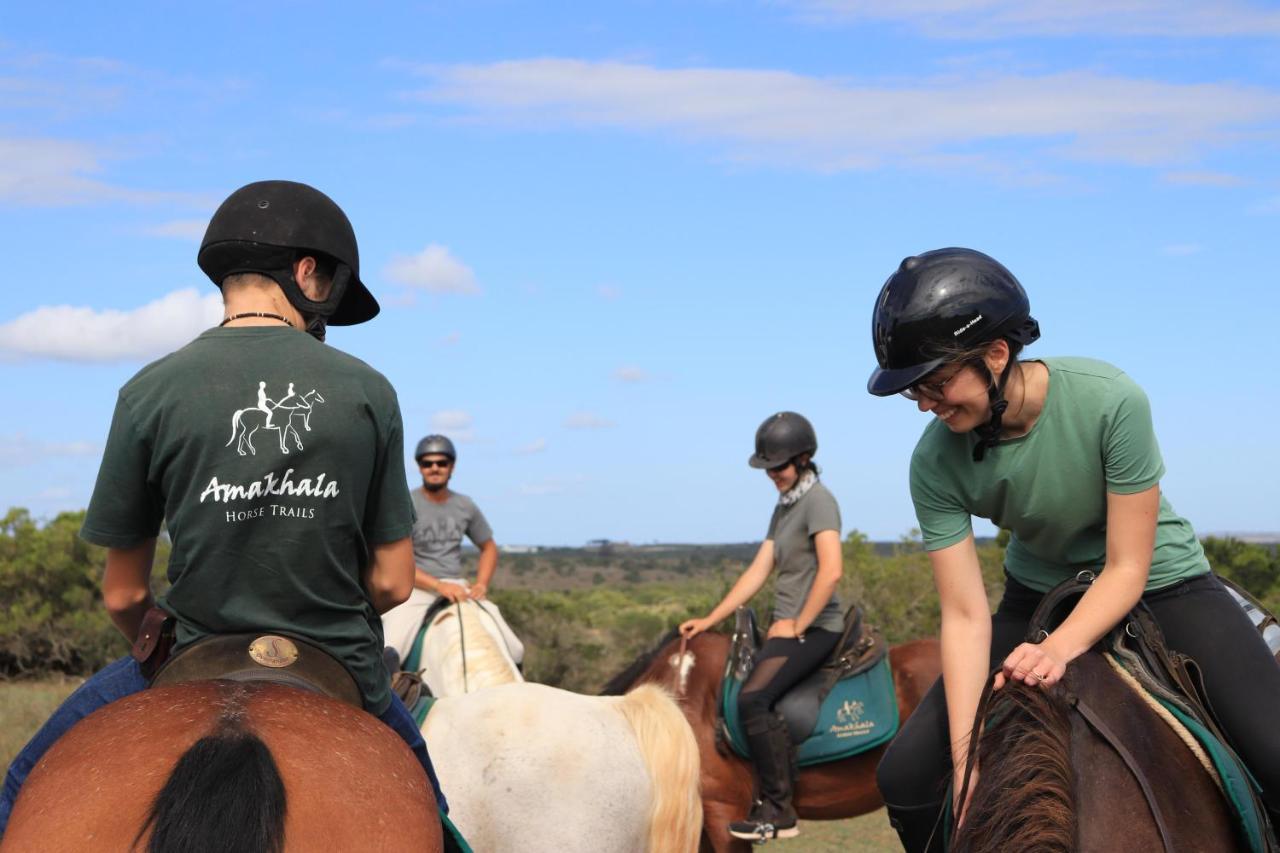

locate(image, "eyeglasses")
(900, 363), (969, 402)
(418, 459), (453, 469)
(767, 460), (794, 474)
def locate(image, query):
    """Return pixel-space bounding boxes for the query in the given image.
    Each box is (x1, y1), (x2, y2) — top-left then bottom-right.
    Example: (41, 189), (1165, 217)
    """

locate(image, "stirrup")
(728, 817), (799, 843)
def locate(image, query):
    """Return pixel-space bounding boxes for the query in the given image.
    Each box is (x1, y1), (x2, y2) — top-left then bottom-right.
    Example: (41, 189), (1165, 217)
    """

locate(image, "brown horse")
(952, 651), (1240, 853)
(2, 681), (443, 853)
(603, 629), (941, 853)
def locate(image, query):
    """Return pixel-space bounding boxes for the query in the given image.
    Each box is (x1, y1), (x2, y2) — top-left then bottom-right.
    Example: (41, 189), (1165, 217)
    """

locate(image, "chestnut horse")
(603, 628), (942, 853)
(952, 651), (1243, 853)
(2, 681), (443, 853)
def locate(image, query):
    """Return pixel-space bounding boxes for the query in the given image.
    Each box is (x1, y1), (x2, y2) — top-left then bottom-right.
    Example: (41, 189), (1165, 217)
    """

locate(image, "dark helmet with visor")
(198, 180), (379, 339)
(748, 412), (817, 469)
(415, 434), (457, 462)
(866, 248), (1039, 397)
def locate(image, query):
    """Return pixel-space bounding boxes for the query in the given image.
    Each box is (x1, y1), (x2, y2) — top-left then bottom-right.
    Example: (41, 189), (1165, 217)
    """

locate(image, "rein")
(454, 601), (470, 694)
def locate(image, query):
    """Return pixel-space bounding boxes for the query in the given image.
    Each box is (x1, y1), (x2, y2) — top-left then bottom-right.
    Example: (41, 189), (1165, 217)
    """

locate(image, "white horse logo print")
(226, 381), (326, 456)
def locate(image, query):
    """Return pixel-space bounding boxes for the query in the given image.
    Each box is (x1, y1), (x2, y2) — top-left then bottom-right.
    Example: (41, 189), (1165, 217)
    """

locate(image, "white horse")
(420, 601), (702, 853)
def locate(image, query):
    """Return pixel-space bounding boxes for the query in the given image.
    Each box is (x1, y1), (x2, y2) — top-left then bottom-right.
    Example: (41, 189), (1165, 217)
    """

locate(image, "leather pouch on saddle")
(131, 606), (176, 680)
(150, 631), (364, 710)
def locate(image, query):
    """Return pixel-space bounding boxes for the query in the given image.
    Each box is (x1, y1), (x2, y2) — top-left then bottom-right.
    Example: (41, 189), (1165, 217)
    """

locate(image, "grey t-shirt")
(410, 489), (494, 579)
(766, 480), (844, 633)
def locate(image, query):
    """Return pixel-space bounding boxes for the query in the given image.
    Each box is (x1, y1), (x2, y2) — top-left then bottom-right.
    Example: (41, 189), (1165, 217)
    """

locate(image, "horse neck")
(645, 634), (723, 720)
(428, 603), (521, 696)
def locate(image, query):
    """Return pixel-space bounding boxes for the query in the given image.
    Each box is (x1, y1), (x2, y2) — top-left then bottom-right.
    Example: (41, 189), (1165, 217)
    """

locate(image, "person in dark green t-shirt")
(864, 247), (1280, 852)
(0, 181), (449, 837)
(680, 412), (844, 843)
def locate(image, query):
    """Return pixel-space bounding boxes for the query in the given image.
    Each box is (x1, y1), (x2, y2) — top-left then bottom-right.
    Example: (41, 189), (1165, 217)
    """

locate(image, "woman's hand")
(679, 617), (713, 639)
(996, 640), (1067, 690)
(767, 619), (800, 640)
(468, 582), (488, 601)
(435, 581), (469, 603)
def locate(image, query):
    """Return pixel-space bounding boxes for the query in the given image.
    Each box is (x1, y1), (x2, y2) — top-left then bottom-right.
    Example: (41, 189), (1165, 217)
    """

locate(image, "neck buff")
(778, 469), (818, 507)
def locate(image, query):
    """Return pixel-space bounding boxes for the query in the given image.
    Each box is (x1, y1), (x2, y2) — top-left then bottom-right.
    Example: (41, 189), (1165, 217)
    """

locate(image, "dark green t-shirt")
(81, 327), (414, 713)
(765, 480), (844, 633)
(909, 357), (1208, 592)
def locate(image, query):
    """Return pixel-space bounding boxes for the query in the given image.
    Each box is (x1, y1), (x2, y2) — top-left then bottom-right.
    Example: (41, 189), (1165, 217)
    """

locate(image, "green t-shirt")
(81, 327), (415, 713)
(766, 480), (844, 633)
(909, 357), (1208, 592)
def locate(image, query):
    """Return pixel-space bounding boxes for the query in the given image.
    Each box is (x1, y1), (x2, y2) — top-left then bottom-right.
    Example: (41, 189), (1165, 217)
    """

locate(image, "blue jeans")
(0, 656), (447, 837)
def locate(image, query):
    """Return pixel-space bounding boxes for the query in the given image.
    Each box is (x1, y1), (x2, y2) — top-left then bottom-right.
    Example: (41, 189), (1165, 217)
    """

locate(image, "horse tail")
(227, 409), (243, 445)
(137, 721), (287, 853)
(613, 683), (703, 853)
(951, 683), (1075, 853)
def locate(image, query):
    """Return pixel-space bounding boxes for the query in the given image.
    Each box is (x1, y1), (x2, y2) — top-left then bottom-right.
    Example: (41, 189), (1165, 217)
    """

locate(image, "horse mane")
(951, 682), (1076, 853)
(137, 702), (286, 853)
(599, 626), (682, 695)
(430, 601), (521, 694)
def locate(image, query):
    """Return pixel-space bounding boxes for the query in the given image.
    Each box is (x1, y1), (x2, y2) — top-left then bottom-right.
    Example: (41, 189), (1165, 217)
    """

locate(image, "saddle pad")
(1155, 696), (1268, 853)
(721, 652), (900, 767)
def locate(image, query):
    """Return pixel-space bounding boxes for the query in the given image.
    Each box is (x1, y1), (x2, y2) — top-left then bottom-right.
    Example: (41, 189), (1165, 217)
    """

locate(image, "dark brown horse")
(2, 681), (443, 853)
(953, 651), (1239, 853)
(603, 629), (941, 853)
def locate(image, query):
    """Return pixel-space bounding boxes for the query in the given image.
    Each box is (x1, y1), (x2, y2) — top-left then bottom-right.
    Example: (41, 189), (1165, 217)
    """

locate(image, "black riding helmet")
(415, 434), (457, 462)
(866, 248), (1039, 397)
(866, 248), (1041, 462)
(748, 412), (817, 469)
(198, 181), (379, 338)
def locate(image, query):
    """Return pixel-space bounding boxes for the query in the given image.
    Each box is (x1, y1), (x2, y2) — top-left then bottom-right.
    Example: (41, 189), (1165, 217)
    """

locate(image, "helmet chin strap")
(266, 262), (351, 342)
(972, 361), (1013, 462)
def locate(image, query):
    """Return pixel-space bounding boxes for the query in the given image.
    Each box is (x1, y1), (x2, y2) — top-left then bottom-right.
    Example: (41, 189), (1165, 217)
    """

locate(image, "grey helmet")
(748, 412), (817, 469)
(414, 434), (456, 461)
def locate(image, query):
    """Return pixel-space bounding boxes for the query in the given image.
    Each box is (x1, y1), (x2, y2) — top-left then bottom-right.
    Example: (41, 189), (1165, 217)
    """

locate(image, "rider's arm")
(472, 539), (498, 596)
(364, 537), (414, 614)
(793, 529), (842, 635)
(102, 538), (157, 643)
(930, 535), (992, 799)
(703, 540), (777, 625)
(1037, 486), (1157, 664)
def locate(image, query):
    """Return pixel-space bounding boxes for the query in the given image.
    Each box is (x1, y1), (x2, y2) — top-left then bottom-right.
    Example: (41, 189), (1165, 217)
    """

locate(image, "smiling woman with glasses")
(863, 247), (1280, 852)
(678, 411), (844, 843)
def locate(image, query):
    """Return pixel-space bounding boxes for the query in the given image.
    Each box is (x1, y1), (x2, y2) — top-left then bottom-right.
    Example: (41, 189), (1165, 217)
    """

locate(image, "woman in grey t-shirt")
(679, 411), (844, 842)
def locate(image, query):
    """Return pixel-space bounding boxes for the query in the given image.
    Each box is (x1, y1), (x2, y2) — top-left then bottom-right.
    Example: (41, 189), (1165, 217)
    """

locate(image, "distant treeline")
(2, 507), (1276, 691)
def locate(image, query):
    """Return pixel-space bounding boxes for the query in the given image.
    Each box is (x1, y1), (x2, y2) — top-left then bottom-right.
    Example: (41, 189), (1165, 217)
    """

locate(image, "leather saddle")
(720, 605), (896, 762)
(150, 630), (364, 710)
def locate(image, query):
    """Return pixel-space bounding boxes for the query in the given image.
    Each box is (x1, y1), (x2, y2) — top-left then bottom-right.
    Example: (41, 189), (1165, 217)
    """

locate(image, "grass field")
(2, 679), (900, 851)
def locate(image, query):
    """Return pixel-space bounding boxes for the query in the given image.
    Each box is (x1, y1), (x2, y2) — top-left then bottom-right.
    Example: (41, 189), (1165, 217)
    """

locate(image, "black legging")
(876, 572), (1280, 813)
(738, 628), (840, 727)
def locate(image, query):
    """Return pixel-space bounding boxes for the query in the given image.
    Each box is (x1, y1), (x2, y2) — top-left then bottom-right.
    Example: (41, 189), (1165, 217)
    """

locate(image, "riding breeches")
(875, 572), (1280, 815)
(737, 628), (840, 729)
(0, 656), (451, 838)
(381, 586), (525, 666)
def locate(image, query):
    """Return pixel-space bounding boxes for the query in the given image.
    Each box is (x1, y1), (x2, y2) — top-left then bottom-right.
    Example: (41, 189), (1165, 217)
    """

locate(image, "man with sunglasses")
(381, 434), (524, 669)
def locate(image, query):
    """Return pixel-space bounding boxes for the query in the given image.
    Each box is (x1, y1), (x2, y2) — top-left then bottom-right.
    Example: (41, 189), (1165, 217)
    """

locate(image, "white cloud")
(563, 411), (616, 429)
(144, 218), (209, 239)
(1160, 171), (1247, 187)
(430, 410), (476, 442)
(1161, 243), (1204, 256)
(0, 137), (207, 207)
(405, 60), (1280, 175)
(0, 288), (223, 363)
(515, 437), (548, 455)
(613, 366), (650, 383)
(0, 434), (99, 468)
(386, 244), (480, 294)
(786, 1), (1280, 38)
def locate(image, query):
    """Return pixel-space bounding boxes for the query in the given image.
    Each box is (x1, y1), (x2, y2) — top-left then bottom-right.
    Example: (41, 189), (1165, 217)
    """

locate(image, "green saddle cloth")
(720, 647), (900, 767)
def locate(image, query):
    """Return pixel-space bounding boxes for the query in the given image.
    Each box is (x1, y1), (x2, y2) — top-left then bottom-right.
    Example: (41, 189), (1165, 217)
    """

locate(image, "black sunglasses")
(418, 459), (453, 469)
(767, 460), (794, 474)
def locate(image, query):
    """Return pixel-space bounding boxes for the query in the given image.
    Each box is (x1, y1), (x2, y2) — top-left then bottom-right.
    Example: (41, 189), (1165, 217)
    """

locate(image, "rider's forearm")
(706, 558), (772, 624)
(474, 541), (498, 588)
(941, 613), (992, 775)
(1043, 564), (1147, 664)
(414, 567), (441, 592)
(103, 539), (157, 643)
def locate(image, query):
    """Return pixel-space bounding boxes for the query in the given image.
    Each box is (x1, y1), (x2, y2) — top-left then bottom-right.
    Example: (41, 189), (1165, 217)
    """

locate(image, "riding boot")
(884, 800), (947, 853)
(728, 712), (799, 842)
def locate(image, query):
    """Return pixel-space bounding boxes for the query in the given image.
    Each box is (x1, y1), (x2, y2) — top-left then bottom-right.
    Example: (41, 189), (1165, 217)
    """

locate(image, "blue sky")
(2, 1), (1278, 545)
